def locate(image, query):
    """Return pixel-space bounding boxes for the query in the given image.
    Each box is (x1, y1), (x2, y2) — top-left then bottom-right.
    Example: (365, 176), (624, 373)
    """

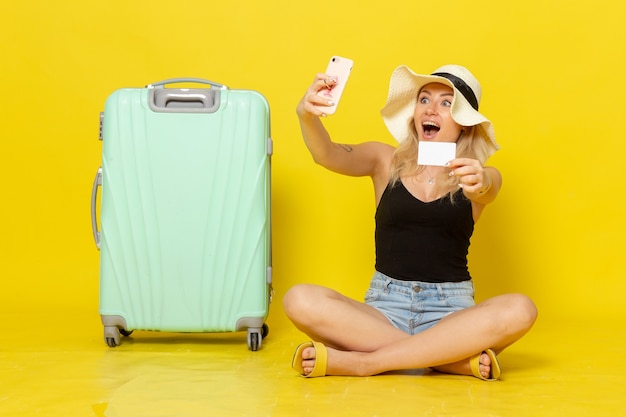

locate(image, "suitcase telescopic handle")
(147, 78), (228, 89)
(91, 167), (102, 250)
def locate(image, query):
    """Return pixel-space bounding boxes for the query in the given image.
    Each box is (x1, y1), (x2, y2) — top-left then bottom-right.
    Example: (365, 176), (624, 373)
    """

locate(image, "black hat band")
(431, 72), (479, 111)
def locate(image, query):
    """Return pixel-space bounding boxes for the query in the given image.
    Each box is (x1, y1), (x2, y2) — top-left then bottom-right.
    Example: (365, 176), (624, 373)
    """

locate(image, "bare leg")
(327, 293), (536, 376)
(285, 287), (537, 377)
(283, 284), (409, 351)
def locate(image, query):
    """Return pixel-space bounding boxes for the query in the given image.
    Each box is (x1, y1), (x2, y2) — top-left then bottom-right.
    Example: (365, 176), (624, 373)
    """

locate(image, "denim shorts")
(364, 271), (475, 335)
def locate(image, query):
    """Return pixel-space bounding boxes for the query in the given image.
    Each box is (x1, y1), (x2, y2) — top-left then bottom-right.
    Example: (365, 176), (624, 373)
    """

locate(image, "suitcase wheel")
(104, 327), (133, 347)
(104, 326), (120, 347)
(247, 324), (269, 351)
(249, 332), (260, 351)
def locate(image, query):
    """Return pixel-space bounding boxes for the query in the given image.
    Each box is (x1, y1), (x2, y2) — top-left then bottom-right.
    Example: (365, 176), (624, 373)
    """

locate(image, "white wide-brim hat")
(380, 65), (499, 152)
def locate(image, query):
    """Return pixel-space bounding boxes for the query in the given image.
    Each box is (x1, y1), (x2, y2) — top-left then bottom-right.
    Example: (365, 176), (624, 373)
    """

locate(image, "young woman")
(283, 64), (538, 380)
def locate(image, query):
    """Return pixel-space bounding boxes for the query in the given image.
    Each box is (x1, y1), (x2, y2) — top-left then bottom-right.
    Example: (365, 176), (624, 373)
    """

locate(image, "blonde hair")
(389, 119), (495, 197)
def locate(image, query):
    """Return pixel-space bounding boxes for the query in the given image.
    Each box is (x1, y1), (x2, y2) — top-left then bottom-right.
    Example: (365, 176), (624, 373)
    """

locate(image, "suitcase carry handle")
(147, 79), (225, 113)
(147, 78), (228, 90)
(91, 167), (102, 250)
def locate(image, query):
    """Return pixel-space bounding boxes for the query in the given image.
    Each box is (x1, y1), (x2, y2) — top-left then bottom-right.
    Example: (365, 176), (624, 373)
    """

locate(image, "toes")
(299, 347), (318, 376)
(302, 358), (316, 368)
(480, 353), (492, 378)
(301, 356), (317, 376)
(302, 347), (316, 360)
(481, 352), (492, 366)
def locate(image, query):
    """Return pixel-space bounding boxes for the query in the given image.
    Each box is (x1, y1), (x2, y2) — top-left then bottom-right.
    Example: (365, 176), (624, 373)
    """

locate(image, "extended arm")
(296, 73), (394, 180)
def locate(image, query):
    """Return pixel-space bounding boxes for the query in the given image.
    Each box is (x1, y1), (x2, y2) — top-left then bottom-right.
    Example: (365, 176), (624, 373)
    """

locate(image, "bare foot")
(299, 344), (367, 376)
(431, 352), (493, 379)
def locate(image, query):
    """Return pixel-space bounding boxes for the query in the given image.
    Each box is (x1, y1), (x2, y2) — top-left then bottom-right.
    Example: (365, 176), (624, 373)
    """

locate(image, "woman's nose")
(425, 104), (437, 115)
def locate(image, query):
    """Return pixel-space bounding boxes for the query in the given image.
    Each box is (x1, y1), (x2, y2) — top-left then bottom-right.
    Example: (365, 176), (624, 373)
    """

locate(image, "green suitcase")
(91, 79), (272, 350)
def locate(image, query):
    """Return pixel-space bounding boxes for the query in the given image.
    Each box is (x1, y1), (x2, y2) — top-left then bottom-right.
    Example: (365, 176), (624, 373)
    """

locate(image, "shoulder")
(354, 141), (395, 156)
(361, 141), (394, 175)
(346, 141), (395, 174)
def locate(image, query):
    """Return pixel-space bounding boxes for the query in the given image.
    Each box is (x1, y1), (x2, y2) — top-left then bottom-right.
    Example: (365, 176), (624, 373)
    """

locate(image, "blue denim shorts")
(364, 271), (475, 335)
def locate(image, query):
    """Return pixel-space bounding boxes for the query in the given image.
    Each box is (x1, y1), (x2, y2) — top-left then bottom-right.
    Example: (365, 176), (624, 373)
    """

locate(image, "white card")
(417, 142), (456, 166)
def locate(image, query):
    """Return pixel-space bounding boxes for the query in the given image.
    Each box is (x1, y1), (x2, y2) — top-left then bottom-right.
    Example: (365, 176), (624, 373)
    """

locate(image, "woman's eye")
(442, 100), (452, 107)
(419, 97), (429, 104)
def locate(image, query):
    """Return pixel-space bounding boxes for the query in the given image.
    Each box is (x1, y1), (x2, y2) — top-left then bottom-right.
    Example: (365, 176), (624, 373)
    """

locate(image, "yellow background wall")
(1, 0), (624, 324)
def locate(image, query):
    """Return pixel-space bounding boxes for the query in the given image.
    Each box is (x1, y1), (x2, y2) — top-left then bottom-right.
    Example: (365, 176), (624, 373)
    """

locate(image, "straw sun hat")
(380, 65), (499, 152)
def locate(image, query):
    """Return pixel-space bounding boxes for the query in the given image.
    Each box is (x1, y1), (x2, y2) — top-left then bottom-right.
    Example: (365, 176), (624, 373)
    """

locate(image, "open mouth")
(422, 121), (440, 139)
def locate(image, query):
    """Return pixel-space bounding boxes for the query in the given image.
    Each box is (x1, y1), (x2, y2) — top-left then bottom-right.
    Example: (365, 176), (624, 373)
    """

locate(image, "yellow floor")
(1, 311), (624, 417)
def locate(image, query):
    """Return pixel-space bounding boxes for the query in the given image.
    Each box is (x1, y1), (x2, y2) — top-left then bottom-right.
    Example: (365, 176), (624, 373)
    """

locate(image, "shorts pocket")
(444, 293), (475, 310)
(364, 287), (383, 303)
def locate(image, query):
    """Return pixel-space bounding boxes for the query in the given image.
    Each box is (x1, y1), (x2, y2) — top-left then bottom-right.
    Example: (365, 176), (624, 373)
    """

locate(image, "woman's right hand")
(296, 73), (338, 118)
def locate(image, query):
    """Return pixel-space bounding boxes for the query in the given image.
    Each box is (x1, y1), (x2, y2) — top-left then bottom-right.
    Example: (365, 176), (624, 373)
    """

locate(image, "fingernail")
(458, 184), (464, 188)
(449, 171), (455, 176)
(444, 161), (450, 167)
(328, 101), (335, 106)
(321, 113), (327, 118)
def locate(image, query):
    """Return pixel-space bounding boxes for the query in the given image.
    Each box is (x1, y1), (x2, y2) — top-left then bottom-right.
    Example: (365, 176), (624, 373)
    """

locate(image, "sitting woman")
(283, 64), (538, 380)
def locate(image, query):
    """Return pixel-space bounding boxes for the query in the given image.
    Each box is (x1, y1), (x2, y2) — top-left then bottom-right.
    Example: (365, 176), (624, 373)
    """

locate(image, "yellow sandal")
(291, 341), (328, 378)
(469, 348), (501, 381)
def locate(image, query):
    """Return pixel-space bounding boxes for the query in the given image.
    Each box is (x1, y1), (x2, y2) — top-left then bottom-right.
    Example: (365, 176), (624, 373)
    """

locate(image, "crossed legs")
(283, 283), (537, 378)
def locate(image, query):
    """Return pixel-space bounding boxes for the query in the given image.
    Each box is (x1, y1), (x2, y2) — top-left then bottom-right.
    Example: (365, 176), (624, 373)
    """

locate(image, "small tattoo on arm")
(339, 144), (353, 152)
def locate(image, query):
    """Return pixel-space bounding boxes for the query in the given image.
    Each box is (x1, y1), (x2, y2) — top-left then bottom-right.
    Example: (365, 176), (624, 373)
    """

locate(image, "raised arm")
(296, 73), (394, 180)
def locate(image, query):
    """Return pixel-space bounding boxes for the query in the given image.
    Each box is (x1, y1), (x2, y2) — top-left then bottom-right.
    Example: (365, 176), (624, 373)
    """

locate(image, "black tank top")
(375, 181), (474, 282)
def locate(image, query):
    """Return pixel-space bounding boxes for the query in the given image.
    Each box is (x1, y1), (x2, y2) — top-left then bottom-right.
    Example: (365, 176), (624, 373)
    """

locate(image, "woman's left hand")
(446, 158), (492, 195)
